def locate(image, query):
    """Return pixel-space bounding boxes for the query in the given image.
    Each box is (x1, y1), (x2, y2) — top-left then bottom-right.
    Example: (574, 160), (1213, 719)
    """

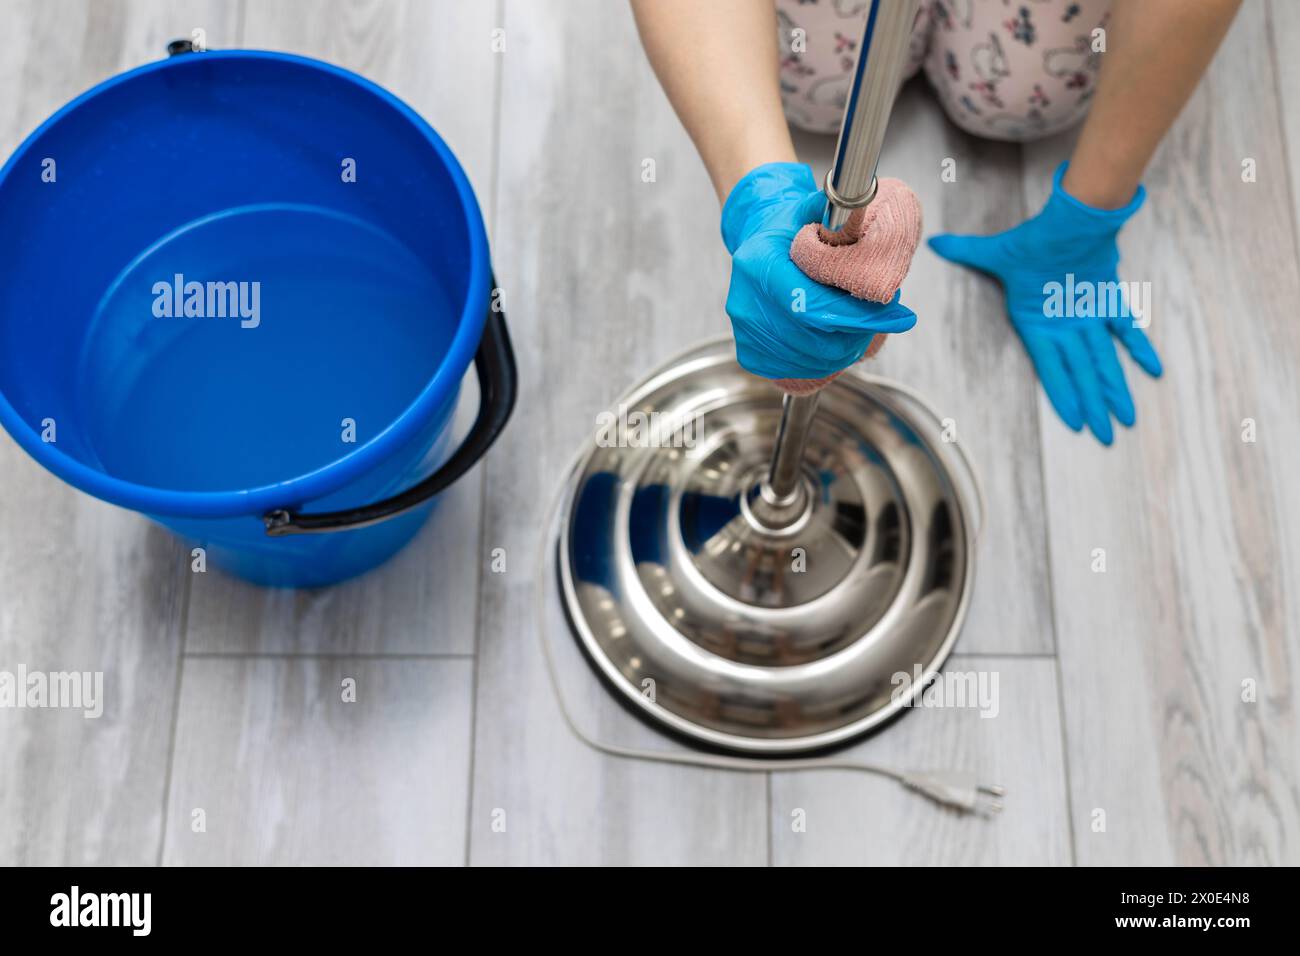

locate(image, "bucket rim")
(0, 48), (491, 519)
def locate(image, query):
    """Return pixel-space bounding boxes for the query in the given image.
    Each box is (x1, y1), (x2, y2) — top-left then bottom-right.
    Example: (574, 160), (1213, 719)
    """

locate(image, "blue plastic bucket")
(0, 47), (516, 587)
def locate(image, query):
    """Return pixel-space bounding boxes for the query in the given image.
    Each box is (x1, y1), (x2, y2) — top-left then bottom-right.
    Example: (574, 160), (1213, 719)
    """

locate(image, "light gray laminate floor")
(0, 0), (1296, 866)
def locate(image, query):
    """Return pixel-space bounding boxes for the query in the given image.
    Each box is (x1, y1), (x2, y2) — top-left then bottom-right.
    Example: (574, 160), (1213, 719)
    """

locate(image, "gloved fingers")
(795, 189), (831, 227)
(772, 256), (917, 333)
(734, 334), (823, 380)
(735, 339), (813, 380)
(1108, 317), (1164, 379)
(765, 340), (867, 379)
(763, 305), (876, 369)
(727, 275), (876, 378)
(734, 331), (868, 381)
(1083, 323), (1136, 427)
(1021, 333), (1083, 433)
(801, 293), (917, 336)
(785, 326), (875, 374)
(927, 232), (1004, 277)
(730, 306), (872, 379)
(1060, 335), (1115, 445)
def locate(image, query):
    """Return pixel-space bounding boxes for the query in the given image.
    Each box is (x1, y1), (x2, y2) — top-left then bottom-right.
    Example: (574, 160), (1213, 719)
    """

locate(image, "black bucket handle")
(263, 290), (517, 536)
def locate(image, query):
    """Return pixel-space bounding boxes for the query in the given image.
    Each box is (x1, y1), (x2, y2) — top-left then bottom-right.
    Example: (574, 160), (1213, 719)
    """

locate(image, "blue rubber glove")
(929, 162), (1162, 445)
(721, 162), (917, 381)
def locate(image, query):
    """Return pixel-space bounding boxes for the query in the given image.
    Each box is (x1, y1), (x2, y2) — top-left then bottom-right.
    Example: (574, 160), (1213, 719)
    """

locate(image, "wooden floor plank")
(770, 657), (1071, 865)
(161, 657), (472, 865)
(0, 440), (188, 865)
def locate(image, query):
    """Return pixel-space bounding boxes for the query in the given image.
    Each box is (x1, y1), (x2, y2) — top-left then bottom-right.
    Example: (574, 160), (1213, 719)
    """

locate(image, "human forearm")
(1064, 0), (1243, 208)
(630, 0), (796, 203)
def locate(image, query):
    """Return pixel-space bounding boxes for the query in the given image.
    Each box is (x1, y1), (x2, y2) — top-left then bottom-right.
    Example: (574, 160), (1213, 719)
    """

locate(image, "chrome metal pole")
(761, 0), (918, 517)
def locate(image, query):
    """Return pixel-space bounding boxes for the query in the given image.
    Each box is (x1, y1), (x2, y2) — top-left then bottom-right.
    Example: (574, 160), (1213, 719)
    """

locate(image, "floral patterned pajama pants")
(777, 0), (1111, 142)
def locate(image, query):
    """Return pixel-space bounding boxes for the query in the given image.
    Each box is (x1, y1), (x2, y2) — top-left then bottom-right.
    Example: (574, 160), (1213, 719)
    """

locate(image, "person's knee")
(923, 35), (1097, 143)
(932, 78), (1093, 143)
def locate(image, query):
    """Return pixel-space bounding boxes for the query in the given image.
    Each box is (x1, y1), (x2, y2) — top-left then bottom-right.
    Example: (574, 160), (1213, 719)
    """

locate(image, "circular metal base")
(556, 340), (980, 754)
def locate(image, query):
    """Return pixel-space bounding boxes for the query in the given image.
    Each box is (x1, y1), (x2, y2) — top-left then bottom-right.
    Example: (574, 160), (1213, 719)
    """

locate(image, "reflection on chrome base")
(556, 339), (981, 755)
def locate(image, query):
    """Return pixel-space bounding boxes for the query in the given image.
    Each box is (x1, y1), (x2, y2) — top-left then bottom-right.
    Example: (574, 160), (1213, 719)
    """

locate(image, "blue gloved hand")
(928, 162), (1161, 445)
(721, 162), (917, 381)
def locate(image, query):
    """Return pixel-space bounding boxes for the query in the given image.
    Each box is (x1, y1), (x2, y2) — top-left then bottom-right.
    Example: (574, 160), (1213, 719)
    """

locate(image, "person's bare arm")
(630, 0), (795, 203)
(1063, 0), (1243, 209)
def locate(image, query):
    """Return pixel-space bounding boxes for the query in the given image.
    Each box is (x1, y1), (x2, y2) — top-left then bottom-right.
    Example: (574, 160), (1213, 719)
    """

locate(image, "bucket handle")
(262, 284), (517, 535)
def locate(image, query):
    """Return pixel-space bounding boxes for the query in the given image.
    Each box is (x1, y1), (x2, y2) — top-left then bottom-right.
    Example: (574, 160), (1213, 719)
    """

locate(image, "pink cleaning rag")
(775, 177), (922, 395)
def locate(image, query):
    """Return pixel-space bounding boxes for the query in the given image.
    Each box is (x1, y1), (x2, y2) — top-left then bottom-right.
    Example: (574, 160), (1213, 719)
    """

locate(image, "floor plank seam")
(155, 547), (194, 867)
(463, 0), (509, 867)
(1015, 142), (1080, 867)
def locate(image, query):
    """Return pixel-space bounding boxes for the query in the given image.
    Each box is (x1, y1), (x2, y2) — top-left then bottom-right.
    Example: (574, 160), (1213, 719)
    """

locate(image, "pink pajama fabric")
(777, 0), (1111, 142)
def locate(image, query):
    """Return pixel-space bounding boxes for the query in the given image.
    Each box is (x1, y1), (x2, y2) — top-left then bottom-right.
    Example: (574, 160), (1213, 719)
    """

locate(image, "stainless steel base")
(556, 340), (981, 754)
